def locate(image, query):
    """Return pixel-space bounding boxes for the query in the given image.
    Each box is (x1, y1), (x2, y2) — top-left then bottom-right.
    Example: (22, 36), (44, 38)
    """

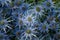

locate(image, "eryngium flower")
(38, 21), (49, 33)
(0, 17), (13, 32)
(20, 25), (39, 40)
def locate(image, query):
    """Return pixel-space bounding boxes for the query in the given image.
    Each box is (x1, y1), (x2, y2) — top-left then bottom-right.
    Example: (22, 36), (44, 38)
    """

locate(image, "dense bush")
(0, 0), (60, 40)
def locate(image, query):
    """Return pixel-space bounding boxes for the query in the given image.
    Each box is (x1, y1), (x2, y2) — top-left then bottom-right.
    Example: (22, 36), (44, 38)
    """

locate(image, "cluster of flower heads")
(0, 0), (60, 40)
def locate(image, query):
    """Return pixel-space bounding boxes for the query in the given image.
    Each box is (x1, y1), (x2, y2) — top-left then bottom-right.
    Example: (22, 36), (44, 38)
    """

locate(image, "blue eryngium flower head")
(42, 0), (54, 9)
(49, 22), (59, 30)
(0, 17), (13, 33)
(47, 15), (55, 24)
(15, 10), (37, 27)
(20, 25), (39, 40)
(30, 5), (44, 16)
(19, 3), (31, 13)
(39, 21), (49, 33)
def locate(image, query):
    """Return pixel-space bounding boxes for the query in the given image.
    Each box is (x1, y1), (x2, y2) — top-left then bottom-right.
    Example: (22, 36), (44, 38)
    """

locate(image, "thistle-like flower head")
(20, 25), (39, 40)
(0, 17), (13, 32)
(39, 21), (49, 33)
(31, 5), (44, 16)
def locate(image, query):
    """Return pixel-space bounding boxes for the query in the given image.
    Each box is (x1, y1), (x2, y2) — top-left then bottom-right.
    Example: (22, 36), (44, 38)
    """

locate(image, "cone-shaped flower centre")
(27, 17), (32, 22)
(26, 30), (31, 34)
(42, 25), (46, 30)
(0, 20), (5, 25)
(36, 7), (40, 12)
